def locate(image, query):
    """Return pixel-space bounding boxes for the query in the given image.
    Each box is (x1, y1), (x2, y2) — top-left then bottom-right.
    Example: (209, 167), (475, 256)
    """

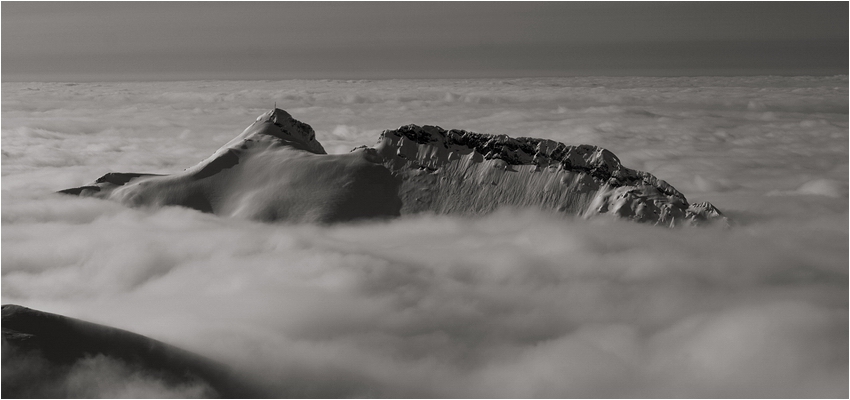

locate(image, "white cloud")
(2, 77), (847, 397)
(2, 349), (216, 398)
(767, 178), (846, 198)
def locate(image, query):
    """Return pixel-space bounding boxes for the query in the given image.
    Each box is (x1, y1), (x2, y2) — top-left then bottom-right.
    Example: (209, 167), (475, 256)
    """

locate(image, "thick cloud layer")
(2, 77), (847, 397)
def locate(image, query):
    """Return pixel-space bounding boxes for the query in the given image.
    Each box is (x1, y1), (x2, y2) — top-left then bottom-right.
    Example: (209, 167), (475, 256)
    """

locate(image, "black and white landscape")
(2, 3), (848, 399)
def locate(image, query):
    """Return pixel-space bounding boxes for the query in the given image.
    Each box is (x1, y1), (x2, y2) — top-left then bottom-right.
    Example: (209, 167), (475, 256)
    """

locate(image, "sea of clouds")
(2, 77), (847, 397)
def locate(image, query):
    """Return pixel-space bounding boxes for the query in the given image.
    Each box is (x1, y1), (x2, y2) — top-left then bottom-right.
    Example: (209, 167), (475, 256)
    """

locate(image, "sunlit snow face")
(2, 77), (847, 397)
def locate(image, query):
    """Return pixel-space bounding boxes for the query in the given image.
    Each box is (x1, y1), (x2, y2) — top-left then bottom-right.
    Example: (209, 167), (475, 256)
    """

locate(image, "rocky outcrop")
(372, 124), (724, 225)
(60, 108), (726, 226)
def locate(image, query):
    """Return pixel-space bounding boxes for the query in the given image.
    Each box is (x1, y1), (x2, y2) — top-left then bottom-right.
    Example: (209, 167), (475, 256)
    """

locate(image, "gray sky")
(3, 2), (847, 81)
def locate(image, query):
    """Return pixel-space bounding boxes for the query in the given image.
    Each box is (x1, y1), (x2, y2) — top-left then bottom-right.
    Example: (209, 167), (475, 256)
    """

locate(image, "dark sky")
(3, 2), (847, 81)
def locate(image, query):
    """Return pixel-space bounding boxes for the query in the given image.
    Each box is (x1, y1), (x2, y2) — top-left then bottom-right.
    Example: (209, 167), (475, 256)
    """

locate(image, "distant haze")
(2, 2), (847, 81)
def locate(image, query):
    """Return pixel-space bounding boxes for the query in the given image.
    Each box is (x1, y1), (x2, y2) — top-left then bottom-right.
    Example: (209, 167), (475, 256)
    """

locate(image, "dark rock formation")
(2, 304), (258, 398)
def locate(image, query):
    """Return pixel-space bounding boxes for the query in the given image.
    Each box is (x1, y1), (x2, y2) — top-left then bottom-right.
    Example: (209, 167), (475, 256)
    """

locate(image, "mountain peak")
(258, 107), (295, 124)
(238, 108), (326, 154)
(59, 108), (726, 227)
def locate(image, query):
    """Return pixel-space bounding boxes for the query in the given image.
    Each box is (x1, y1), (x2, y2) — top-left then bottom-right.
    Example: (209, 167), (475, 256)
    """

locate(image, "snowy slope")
(61, 109), (725, 226)
(2, 304), (256, 398)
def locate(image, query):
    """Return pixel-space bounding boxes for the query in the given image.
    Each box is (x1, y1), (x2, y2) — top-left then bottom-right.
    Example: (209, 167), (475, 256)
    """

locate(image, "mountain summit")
(61, 108), (725, 226)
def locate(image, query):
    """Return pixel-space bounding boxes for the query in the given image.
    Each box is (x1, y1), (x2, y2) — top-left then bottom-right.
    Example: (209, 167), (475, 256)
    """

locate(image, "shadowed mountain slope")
(2, 304), (259, 398)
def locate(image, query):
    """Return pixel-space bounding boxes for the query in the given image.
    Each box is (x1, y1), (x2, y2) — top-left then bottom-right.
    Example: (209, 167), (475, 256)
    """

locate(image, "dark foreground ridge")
(60, 108), (726, 227)
(2, 304), (260, 398)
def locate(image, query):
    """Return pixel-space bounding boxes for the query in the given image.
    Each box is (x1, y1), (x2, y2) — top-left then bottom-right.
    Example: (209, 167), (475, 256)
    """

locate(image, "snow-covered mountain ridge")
(61, 108), (725, 226)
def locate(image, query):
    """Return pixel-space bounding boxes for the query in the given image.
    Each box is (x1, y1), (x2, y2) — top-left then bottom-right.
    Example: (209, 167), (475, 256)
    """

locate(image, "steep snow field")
(2, 77), (847, 397)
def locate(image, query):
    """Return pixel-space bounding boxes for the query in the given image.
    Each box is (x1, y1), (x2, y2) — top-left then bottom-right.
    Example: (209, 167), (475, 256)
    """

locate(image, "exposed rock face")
(1, 304), (256, 398)
(60, 108), (726, 226)
(373, 125), (724, 225)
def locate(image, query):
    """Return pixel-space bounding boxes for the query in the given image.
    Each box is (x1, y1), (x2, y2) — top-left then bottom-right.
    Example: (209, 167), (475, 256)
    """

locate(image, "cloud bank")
(2, 77), (847, 397)
(2, 347), (216, 398)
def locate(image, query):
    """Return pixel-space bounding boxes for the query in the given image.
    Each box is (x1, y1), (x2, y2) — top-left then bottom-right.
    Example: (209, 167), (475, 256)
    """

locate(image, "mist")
(2, 77), (847, 397)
